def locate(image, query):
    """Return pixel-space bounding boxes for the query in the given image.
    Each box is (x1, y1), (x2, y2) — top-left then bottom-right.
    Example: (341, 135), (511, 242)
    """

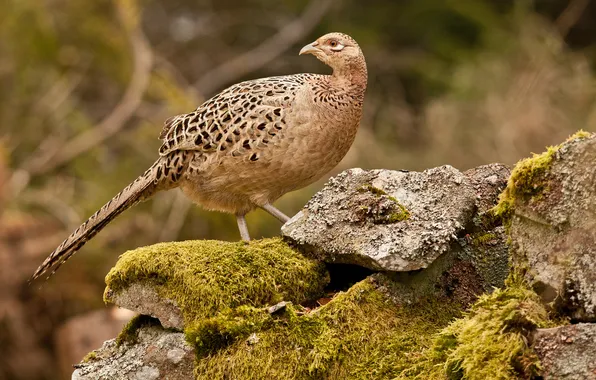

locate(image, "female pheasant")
(32, 32), (367, 280)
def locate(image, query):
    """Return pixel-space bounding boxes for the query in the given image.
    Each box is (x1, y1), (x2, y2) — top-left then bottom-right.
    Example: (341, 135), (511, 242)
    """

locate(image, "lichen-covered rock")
(496, 131), (596, 320)
(458, 163), (511, 291)
(281, 164), (511, 293)
(532, 323), (596, 379)
(457, 226), (509, 292)
(104, 238), (329, 329)
(464, 163), (511, 216)
(72, 322), (194, 380)
(282, 166), (477, 271)
(108, 283), (184, 329)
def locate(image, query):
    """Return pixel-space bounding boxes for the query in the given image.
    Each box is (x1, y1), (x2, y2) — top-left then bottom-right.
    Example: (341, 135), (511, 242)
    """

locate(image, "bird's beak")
(299, 42), (320, 56)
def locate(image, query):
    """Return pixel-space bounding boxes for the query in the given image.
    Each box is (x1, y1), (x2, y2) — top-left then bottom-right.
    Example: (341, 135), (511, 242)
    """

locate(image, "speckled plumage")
(32, 32), (367, 280)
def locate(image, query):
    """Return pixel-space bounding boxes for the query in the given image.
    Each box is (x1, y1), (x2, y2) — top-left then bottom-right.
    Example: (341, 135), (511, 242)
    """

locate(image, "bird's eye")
(328, 40), (344, 51)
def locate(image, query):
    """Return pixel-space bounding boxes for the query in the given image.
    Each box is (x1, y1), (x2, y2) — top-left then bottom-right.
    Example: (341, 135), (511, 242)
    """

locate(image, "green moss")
(386, 202), (411, 223)
(357, 183), (411, 223)
(566, 129), (592, 140)
(115, 314), (160, 346)
(192, 278), (461, 379)
(357, 183), (388, 196)
(105, 238), (329, 326)
(186, 305), (275, 357)
(493, 145), (557, 223)
(81, 351), (98, 363)
(470, 232), (497, 246)
(492, 130), (593, 225)
(410, 278), (557, 380)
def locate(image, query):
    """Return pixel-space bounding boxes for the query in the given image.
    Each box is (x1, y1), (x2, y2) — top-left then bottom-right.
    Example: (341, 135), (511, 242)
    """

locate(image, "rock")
(267, 301), (287, 314)
(532, 323), (596, 379)
(501, 132), (596, 320)
(282, 164), (511, 293)
(107, 283), (184, 329)
(463, 163), (511, 218)
(282, 165), (477, 271)
(458, 163), (511, 291)
(457, 226), (509, 292)
(72, 324), (194, 380)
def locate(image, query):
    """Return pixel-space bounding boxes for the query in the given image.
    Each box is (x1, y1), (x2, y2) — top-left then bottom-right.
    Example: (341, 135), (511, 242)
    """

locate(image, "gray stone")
(72, 325), (194, 380)
(282, 166), (477, 272)
(105, 283), (184, 329)
(458, 163), (511, 291)
(457, 226), (509, 292)
(509, 134), (596, 320)
(532, 323), (596, 379)
(463, 163), (511, 217)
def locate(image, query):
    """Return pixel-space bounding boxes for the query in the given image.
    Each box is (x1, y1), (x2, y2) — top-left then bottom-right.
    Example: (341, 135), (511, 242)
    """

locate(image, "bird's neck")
(330, 57), (367, 96)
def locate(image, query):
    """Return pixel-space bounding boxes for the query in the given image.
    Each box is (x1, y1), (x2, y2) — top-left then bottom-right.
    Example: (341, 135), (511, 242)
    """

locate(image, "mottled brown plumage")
(32, 32), (368, 281)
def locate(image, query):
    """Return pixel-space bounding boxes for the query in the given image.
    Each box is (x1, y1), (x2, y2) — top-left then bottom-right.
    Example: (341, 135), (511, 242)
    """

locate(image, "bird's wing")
(158, 75), (313, 158)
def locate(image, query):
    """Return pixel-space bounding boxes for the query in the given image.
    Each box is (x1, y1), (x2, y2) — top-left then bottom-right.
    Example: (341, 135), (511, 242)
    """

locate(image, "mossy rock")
(417, 278), (559, 380)
(492, 130), (592, 225)
(104, 238), (329, 327)
(191, 276), (462, 379)
(187, 275), (556, 379)
(93, 251), (562, 379)
(491, 130), (596, 320)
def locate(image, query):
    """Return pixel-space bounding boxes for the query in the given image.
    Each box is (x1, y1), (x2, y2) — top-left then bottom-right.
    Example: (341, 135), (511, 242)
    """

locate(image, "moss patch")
(493, 130), (593, 224)
(81, 351), (98, 363)
(105, 238), (329, 326)
(192, 278), (461, 379)
(469, 231), (498, 247)
(409, 278), (558, 380)
(186, 305), (275, 357)
(356, 184), (411, 224)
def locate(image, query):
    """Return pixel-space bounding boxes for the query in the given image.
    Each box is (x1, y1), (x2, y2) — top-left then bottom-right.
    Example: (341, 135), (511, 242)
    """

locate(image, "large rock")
(532, 323), (596, 379)
(282, 165), (477, 271)
(72, 323), (194, 380)
(501, 132), (596, 320)
(282, 164), (511, 292)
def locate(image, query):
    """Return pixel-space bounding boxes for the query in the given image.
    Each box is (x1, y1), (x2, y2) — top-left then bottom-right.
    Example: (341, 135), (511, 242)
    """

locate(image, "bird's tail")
(31, 157), (179, 281)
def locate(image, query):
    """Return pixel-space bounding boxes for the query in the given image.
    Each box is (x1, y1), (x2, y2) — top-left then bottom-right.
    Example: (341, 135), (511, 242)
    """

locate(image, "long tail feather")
(31, 159), (171, 281)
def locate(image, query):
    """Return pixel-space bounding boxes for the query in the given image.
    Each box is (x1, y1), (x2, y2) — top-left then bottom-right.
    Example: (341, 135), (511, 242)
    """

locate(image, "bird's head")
(299, 32), (367, 85)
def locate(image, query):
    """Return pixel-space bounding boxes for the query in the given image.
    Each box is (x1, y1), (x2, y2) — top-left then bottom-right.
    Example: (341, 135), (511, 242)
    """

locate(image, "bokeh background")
(2, 0), (596, 378)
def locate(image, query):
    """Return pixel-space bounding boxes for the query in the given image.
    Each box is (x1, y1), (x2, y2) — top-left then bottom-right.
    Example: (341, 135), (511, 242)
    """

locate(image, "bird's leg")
(260, 203), (290, 223)
(236, 214), (251, 242)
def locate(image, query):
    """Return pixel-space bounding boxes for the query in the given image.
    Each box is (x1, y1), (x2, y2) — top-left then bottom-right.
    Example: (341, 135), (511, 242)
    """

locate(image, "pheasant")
(32, 32), (367, 280)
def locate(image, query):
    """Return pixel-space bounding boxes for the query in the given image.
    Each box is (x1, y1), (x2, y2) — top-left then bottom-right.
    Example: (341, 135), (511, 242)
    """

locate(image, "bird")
(31, 32), (367, 281)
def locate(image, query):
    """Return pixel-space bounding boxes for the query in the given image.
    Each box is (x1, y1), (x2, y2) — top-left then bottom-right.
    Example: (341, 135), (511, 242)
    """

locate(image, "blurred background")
(1, 0), (596, 378)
